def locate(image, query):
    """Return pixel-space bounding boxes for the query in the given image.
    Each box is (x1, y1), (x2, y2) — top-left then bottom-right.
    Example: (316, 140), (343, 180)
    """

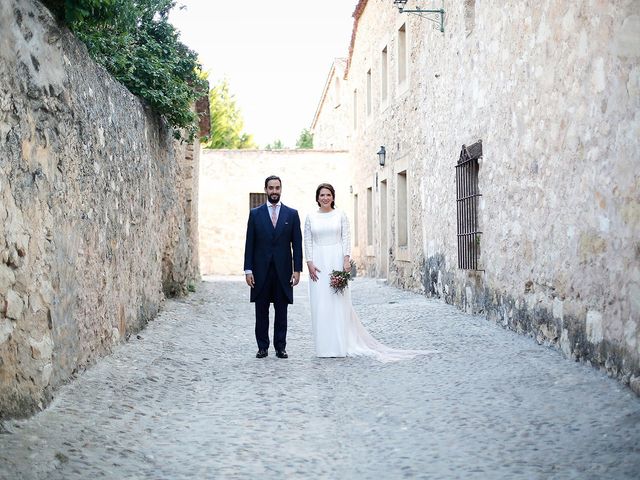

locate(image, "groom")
(244, 175), (303, 359)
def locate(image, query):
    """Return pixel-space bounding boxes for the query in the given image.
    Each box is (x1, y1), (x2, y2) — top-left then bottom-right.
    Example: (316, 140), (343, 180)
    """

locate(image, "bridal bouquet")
(329, 270), (351, 294)
(329, 261), (357, 294)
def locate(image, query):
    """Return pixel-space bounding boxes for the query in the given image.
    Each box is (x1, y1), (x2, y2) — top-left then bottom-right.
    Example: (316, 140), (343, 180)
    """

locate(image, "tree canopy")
(203, 79), (256, 149)
(296, 129), (313, 149)
(265, 140), (285, 150)
(43, 0), (208, 141)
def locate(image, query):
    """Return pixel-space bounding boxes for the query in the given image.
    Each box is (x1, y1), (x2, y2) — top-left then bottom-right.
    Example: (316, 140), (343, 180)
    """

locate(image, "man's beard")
(268, 193), (280, 204)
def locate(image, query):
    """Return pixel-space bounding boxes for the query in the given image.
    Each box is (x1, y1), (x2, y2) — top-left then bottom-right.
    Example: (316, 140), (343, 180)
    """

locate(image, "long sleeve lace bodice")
(304, 215), (313, 261)
(340, 210), (351, 257)
(304, 209), (351, 262)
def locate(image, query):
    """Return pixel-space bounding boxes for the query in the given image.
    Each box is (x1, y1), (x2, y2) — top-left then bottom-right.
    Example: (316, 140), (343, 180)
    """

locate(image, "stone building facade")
(0, 0), (200, 417)
(199, 149), (350, 275)
(312, 0), (640, 391)
(310, 59), (350, 150)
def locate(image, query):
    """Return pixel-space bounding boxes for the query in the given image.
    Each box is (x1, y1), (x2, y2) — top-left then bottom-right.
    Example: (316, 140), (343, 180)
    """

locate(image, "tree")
(296, 129), (313, 149)
(265, 140), (285, 150)
(43, 0), (116, 24)
(203, 79), (256, 149)
(43, 0), (208, 141)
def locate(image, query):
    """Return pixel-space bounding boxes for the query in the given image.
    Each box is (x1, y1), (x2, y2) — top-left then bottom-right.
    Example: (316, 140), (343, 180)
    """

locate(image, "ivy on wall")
(43, 0), (208, 141)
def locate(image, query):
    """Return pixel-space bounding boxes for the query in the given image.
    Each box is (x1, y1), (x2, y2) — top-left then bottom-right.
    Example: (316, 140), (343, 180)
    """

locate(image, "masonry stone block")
(624, 317), (638, 351)
(553, 298), (564, 322)
(0, 264), (15, 292)
(586, 310), (604, 344)
(630, 375), (640, 396)
(560, 329), (572, 357)
(0, 319), (14, 345)
(612, 15), (640, 58)
(40, 363), (52, 386)
(5, 290), (24, 321)
(29, 335), (53, 361)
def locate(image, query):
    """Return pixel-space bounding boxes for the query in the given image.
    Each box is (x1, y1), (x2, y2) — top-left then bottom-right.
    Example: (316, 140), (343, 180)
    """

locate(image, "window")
(334, 77), (341, 108)
(464, 0), (476, 35)
(249, 193), (267, 209)
(455, 141), (482, 270)
(366, 69), (372, 117)
(353, 89), (358, 130)
(397, 170), (408, 247)
(367, 187), (373, 246)
(381, 46), (388, 104)
(397, 24), (407, 86)
(380, 179), (388, 248)
(353, 194), (359, 246)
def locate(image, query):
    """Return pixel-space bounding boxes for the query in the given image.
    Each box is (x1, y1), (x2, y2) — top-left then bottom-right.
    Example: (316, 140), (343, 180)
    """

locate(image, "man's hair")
(264, 175), (282, 188)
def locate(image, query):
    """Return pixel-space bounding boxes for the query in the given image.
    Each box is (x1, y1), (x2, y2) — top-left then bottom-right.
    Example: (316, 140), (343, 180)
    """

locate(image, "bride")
(304, 183), (433, 362)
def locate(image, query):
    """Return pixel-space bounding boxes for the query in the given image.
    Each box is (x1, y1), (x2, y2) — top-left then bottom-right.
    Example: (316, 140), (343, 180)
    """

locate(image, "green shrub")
(43, 0), (208, 141)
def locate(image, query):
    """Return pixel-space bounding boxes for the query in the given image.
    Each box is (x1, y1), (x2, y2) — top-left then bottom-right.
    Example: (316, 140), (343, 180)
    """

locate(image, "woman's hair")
(315, 183), (336, 209)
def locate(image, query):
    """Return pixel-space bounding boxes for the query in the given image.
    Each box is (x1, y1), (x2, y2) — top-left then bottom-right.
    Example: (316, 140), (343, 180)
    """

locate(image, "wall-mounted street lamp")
(393, 0), (445, 33)
(377, 146), (386, 167)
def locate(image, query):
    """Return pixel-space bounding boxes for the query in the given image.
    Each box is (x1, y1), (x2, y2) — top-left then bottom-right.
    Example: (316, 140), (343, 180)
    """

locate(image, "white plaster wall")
(199, 149), (351, 275)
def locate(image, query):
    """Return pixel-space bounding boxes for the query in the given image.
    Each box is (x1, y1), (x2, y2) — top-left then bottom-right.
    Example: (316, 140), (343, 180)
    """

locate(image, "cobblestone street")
(1, 277), (639, 479)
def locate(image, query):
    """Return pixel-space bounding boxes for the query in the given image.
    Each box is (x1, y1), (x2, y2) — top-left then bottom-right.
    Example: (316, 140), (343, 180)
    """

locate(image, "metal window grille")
(455, 141), (482, 270)
(249, 193), (267, 209)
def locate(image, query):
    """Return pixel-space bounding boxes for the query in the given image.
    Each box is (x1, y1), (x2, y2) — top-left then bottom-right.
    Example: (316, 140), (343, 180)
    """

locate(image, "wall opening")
(353, 89), (358, 130)
(397, 170), (408, 247)
(455, 141), (482, 270)
(367, 186), (373, 246)
(366, 69), (372, 117)
(464, 0), (476, 35)
(398, 23), (407, 86)
(380, 179), (388, 276)
(353, 193), (359, 246)
(381, 46), (388, 103)
(249, 193), (267, 209)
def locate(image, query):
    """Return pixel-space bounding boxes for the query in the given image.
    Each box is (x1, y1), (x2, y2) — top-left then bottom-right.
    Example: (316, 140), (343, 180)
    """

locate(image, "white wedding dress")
(304, 209), (433, 362)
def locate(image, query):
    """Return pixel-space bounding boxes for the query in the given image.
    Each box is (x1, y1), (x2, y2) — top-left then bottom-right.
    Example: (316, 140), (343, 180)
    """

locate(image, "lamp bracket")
(395, 1), (445, 33)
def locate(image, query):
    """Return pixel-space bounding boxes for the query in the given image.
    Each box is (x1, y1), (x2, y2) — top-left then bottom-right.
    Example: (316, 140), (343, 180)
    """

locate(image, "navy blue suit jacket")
(243, 203), (303, 303)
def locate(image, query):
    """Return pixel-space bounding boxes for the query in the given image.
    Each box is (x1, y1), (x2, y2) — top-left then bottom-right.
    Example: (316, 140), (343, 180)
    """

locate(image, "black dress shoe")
(276, 350), (288, 359)
(256, 349), (268, 358)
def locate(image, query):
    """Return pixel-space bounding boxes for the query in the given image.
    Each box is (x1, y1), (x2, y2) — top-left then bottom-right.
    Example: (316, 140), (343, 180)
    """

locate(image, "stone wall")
(0, 0), (199, 418)
(199, 149), (350, 275)
(339, 0), (640, 391)
(311, 59), (350, 150)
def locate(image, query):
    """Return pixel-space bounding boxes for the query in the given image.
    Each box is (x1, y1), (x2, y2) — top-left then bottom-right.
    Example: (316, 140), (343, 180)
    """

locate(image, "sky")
(169, 1), (356, 148)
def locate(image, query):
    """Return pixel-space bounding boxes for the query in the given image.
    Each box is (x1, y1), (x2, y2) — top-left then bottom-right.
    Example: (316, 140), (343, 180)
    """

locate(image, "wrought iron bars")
(455, 141), (482, 270)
